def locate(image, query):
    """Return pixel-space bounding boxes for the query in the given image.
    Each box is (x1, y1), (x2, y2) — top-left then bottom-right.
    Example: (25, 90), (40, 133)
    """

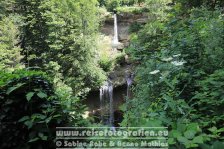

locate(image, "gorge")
(84, 12), (145, 126)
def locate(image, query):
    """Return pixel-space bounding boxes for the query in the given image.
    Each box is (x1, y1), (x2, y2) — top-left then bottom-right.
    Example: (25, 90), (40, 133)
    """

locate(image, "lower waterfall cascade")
(126, 73), (134, 98)
(100, 80), (114, 126)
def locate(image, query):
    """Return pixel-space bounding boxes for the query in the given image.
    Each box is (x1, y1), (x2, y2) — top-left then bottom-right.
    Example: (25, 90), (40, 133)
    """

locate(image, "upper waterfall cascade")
(113, 13), (119, 44)
(112, 13), (123, 49)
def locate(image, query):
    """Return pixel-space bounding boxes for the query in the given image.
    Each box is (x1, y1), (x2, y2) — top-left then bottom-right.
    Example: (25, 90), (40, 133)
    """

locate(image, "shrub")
(121, 3), (224, 148)
(105, 0), (121, 12)
(0, 70), (75, 149)
(99, 53), (114, 72)
(193, 69), (224, 129)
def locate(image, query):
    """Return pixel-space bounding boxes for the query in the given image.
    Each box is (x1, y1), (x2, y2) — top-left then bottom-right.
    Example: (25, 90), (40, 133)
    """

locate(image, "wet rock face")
(104, 12), (148, 24)
(117, 12), (148, 24)
(100, 25), (128, 50)
(109, 64), (134, 88)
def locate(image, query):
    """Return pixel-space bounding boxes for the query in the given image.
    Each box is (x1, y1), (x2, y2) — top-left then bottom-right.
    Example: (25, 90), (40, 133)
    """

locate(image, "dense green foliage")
(0, 70), (86, 149)
(123, 0), (224, 148)
(0, 0), (107, 93)
(0, 15), (24, 72)
(15, 0), (105, 95)
(0, 0), (101, 148)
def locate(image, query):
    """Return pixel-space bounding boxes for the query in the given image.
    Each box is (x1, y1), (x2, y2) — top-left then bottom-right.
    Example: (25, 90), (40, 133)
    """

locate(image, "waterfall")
(113, 13), (119, 45)
(126, 74), (134, 98)
(99, 80), (114, 126)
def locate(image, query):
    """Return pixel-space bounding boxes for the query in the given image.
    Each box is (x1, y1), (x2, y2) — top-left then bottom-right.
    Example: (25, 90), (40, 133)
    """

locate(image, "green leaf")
(31, 114), (46, 120)
(26, 92), (35, 101)
(217, 127), (224, 133)
(6, 83), (25, 94)
(199, 144), (210, 149)
(45, 116), (52, 123)
(24, 121), (33, 129)
(186, 143), (198, 148)
(37, 92), (47, 99)
(38, 133), (48, 141)
(177, 123), (186, 132)
(208, 127), (217, 133)
(171, 130), (181, 138)
(213, 141), (224, 149)
(18, 116), (29, 122)
(168, 138), (175, 144)
(28, 137), (39, 143)
(177, 136), (189, 144)
(184, 130), (196, 139)
(186, 123), (200, 132)
(193, 136), (203, 144)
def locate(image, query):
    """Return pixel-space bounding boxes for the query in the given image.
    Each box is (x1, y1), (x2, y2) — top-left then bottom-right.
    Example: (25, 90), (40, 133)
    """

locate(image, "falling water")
(113, 13), (119, 45)
(99, 80), (114, 126)
(126, 74), (134, 98)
